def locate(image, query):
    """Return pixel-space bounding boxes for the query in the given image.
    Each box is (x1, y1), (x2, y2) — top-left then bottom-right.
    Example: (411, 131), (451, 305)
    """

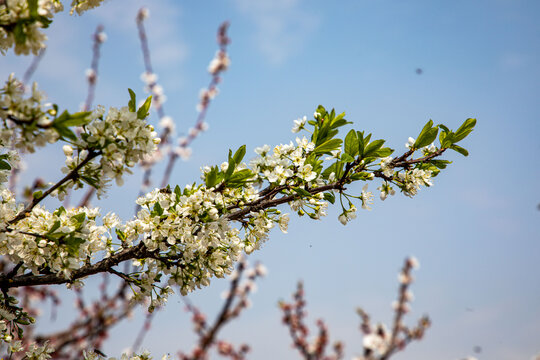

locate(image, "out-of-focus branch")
(83, 25), (106, 112)
(178, 259), (264, 360)
(76, 25), (106, 208)
(280, 282), (344, 360)
(22, 48), (46, 86)
(160, 21), (231, 188)
(355, 257), (430, 360)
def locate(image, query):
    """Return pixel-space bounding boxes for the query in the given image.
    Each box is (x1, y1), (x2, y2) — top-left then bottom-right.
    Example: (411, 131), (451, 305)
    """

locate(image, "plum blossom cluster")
(1, 0), (110, 56)
(395, 168), (433, 197)
(251, 137), (318, 186)
(0, 0), (62, 55)
(120, 178), (286, 298)
(69, 0), (104, 15)
(0, 74), (58, 153)
(54, 103), (160, 199)
(0, 193), (115, 278)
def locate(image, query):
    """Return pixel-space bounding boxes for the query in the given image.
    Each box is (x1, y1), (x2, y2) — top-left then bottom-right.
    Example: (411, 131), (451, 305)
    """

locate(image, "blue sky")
(1, 0), (539, 359)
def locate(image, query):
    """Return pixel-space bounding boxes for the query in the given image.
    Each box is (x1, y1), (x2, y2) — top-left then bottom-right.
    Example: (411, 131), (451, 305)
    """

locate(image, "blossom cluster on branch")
(0, 92), (475, 355)
(0, 2), (479, 358)
(0, 0), (106, 56)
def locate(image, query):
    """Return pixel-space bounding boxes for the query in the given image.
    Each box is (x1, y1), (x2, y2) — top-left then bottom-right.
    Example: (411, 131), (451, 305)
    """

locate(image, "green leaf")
(15, 318), (31, 325)
(174, 185), (182, 201)
(128, 89), (137, 112)
(137, 95), (152, 119)
(232, 145), (247, 165)
(350, 172), (372, 181)
(450, 144), (469, 156)
(0, 160), (11, 170)
(322, 162), (338, 179)
(452, 118), (476, 143)
(414, 120), (439, 149)
(224, 150), (236, 180)
(292, 187), (312, 197)
(153, 202), (164, 216)
(13, 23), (25, 45)
(65, 236), (85, 256)
(441, 132), (456, 148)
(46, 220), (61, 235)
(417, 127), (439, 148)
(53, 206), (66, 216)
(429, 160), (452, 169)
(340, 153), (355, 163)
(344, 129), (359, 157)
(363, 139), (386, 158)
(227, 169), (253, 188)
(205, 166), (220, 188)
(60, 112), (92, 127)
(438, 124), (450, 133)
(71, 212), (86, 225)
(323, 192), (335, 204)
(80, 175), (99, 188)
(53, 123), (77, 141)
(372, 147), (394, 158)
(313, 138), (342, 155)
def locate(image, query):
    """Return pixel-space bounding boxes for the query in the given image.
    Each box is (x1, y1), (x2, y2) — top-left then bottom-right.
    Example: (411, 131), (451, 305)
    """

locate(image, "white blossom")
(291, 116), (307, 133)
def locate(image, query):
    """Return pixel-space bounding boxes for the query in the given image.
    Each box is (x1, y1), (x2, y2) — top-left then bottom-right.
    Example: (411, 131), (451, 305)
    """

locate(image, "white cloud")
(234, 0), (319, 64)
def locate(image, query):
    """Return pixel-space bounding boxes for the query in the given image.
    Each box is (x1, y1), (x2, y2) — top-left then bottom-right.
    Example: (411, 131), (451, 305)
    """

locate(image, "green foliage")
(137, 95), (153, 119)
(52, 110), (92, 141)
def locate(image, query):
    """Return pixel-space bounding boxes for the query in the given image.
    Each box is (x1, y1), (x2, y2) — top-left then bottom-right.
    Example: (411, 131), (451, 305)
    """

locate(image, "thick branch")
(0, 243), (147, 289)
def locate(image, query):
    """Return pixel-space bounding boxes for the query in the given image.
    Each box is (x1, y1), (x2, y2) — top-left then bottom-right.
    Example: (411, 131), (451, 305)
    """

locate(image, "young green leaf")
(429, 160), (452, 169)
(313, 138), (342, 155)
(60, 112), (92, 127)
(344, 129), (359, 157)
(450, 144), (469, 156)
(152, 202), (164, 216)
(137, 95), (152, 119)
(232, 145), (247, 165)
(128, 89), (137, 112)
(0, 160), (11, 170)
(363, 139), (386, 158)
(227, 169), (254, 187)
(452, 118), (477, 143)
(205, 166), (220, 188)
(414, 120), (439, 149)
(292, 187), (312, 197)
(340, 153), (355, 163)
(323, 192), (336, 204)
